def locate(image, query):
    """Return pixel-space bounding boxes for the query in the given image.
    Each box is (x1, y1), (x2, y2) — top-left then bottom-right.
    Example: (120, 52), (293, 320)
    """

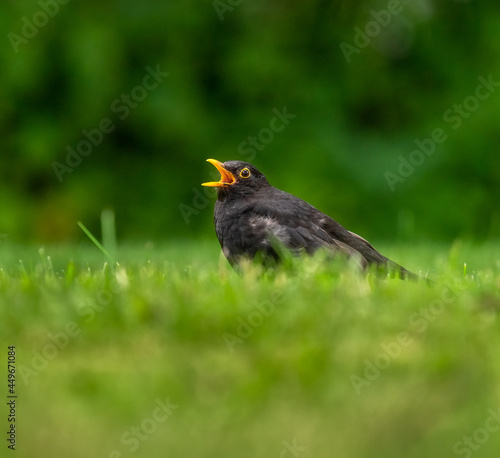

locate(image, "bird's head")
(202, 159), (269, 198)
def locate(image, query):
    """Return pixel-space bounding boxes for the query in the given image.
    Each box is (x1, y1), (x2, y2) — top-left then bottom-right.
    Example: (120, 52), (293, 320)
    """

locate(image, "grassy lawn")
(2, 239), (500, 458)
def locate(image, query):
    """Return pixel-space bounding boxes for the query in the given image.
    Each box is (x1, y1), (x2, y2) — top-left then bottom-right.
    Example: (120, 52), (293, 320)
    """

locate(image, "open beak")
(201, 159), (236, 187)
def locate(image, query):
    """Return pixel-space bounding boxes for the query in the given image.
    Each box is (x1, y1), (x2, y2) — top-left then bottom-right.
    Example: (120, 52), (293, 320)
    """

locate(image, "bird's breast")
(214, 203), (288, 262)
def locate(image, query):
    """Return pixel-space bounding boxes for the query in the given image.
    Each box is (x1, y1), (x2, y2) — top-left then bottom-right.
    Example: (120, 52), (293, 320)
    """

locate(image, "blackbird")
(202, 159), (421, 281)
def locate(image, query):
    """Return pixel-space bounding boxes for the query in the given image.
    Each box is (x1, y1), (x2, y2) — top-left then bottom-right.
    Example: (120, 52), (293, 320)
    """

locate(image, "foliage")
(1, 1), (500, 242)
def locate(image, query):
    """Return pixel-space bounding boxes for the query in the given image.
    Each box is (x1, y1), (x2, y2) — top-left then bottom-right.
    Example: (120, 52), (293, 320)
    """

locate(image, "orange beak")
(201, 159), (236, 187)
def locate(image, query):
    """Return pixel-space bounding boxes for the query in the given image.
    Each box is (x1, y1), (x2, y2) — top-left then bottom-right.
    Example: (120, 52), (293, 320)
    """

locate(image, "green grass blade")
(77, 221), (115, 264)
(101, 208), (117, 259)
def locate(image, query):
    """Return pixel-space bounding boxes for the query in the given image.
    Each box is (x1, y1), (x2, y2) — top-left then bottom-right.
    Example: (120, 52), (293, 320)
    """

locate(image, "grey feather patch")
(222, 245), (232, 259)
(248, 215), (290, 246)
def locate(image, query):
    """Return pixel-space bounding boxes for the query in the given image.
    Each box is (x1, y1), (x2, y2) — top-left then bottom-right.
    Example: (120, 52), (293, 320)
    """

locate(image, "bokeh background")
(1, 0), (500, 243)
(3, 3), (500, 458)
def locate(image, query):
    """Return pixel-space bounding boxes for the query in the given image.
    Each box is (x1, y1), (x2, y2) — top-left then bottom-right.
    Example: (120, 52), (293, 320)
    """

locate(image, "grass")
(1, 238), (500, 458)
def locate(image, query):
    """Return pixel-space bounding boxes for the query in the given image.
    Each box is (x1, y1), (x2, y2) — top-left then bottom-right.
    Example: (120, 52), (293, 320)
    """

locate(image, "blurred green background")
(3, 3), (500, 458)
(1, 0), (499, 243)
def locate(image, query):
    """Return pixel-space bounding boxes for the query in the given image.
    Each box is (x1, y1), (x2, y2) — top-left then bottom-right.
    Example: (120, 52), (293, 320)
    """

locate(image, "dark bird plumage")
(202, 159), (422, 281)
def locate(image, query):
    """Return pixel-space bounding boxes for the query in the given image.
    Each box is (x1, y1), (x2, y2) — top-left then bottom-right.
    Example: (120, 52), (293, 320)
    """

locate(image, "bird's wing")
(258, 188), (419, 278)
(246, 188), (370, 263)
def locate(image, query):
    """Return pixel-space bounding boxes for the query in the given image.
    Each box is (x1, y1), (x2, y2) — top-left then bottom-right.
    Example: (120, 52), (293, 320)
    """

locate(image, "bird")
(202, 159), (422, 281)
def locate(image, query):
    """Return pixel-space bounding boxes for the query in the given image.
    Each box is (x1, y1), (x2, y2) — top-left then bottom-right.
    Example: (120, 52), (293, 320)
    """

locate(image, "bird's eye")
(239, 168), (251, 179)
